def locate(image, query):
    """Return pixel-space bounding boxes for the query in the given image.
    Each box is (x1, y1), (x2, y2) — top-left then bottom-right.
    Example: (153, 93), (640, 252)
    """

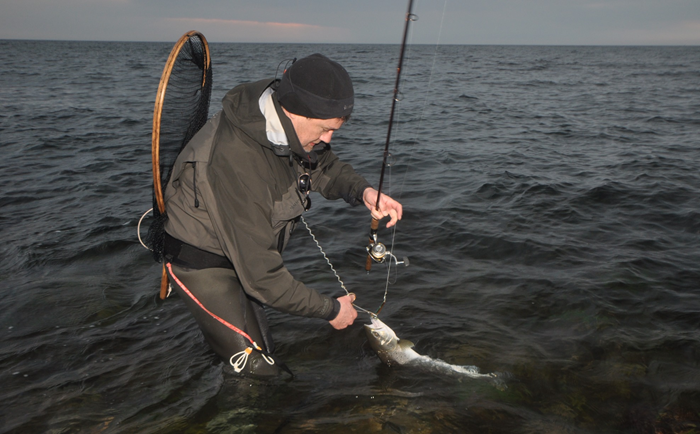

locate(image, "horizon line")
(1, 38), (698, 48)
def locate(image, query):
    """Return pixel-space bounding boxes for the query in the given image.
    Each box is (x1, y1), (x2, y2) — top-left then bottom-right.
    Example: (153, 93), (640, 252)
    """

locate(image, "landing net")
(144, 31), (212, 265)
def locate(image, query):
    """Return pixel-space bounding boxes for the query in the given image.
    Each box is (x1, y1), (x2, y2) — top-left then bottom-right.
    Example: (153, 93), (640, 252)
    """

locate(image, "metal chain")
(300, 216), (376, 317)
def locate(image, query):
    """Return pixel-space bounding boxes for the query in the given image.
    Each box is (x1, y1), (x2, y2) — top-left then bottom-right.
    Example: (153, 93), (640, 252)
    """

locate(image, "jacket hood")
(221, 78), (308, 158)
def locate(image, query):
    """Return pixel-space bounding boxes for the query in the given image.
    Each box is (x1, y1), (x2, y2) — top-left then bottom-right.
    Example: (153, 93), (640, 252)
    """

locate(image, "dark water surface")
(1, 40), (700, 433)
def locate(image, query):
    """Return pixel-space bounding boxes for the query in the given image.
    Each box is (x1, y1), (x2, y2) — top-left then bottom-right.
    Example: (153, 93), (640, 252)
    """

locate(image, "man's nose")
(320, 130), (334, 143)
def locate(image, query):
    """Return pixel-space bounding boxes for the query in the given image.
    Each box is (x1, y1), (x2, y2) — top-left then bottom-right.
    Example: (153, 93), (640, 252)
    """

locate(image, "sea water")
(1, 40), (700, 433)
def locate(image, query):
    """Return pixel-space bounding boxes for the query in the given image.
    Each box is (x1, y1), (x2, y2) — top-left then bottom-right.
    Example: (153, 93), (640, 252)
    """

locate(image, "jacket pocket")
(271, 183), (305, 233)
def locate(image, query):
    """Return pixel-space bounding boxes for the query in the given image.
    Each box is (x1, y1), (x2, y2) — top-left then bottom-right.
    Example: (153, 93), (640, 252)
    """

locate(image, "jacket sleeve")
(204, 132), (337, 320)
(311, 145), (372, 206)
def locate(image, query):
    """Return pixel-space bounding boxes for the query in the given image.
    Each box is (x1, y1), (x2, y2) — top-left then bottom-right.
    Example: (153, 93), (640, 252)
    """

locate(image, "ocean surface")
(1, 40), (699, 433)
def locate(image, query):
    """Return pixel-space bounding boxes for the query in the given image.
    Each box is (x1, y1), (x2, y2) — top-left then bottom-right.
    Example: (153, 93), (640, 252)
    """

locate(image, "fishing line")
(384, 0), (448, 250)
(373, 0), (447, 315)
(364, 0), (416, 281)
(394, 0), (447, 203)
(303, 0), (448, 318)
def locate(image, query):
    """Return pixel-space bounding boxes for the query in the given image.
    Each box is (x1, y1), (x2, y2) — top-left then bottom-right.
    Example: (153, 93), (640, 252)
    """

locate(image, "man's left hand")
(363, 188), (403, 228)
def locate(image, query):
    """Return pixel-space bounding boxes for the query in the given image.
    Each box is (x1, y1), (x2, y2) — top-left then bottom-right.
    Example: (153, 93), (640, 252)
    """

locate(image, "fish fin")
(399, 339), (414, 349)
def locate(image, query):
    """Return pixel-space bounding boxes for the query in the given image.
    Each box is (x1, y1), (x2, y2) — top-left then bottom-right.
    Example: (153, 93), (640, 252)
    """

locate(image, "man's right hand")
(329, 293), (358, 329)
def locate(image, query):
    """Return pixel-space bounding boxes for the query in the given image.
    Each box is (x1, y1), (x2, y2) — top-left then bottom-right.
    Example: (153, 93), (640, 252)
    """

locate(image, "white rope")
(229, 343), (276, 373)
(230, 348), (252, 373)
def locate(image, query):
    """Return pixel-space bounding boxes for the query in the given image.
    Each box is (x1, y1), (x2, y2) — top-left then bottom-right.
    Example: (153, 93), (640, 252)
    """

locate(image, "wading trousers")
(166, 264), (281, 377)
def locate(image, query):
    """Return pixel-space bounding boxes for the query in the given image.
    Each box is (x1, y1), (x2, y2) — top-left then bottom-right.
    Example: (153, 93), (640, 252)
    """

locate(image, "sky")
(1, 0), (699, 45)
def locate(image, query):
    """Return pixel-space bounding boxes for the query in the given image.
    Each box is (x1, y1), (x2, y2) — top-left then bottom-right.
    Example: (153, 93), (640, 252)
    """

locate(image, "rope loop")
(261, 353), (276, 366)
(229, 343), (276, 373)
(230, 347), (253, 373)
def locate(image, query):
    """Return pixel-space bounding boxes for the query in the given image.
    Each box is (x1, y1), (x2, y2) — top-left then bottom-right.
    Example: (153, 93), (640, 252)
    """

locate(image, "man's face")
(284, 109), (345, 152)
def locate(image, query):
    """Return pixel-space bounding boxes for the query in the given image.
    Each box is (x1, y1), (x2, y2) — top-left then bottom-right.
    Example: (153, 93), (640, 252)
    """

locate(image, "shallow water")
(1, 40), (700, 433)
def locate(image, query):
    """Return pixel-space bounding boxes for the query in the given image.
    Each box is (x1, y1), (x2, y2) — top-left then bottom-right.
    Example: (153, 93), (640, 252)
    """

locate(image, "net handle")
(152, 30), (211, 300)
(151, 30), (211, 214)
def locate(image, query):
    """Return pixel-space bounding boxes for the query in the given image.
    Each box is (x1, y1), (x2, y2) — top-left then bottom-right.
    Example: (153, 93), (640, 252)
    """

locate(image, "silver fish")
(364, 316), (506, 383)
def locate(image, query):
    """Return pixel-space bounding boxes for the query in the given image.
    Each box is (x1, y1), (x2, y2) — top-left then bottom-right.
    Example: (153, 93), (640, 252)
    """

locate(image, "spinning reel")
(365, 219), (409, 271)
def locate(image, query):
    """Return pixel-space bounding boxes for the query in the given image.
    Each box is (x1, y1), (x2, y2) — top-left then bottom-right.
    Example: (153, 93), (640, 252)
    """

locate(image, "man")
(162, 53), (402, 376)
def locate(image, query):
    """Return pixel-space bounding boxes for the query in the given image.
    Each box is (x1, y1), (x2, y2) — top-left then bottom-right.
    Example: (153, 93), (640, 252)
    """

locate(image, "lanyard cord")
(301, 216), (377, 317)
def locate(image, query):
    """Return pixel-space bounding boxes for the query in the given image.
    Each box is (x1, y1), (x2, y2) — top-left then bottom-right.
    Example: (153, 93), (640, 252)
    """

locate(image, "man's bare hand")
(329, 293), (358, 329)
(363, 188), (403, 228)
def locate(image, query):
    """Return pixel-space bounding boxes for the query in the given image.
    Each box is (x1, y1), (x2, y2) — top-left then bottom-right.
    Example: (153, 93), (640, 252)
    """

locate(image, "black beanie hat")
(276, 53), (354, 119)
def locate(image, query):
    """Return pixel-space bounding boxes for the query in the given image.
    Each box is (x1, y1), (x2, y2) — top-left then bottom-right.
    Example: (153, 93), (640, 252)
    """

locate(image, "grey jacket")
(164, 78), (371, 319)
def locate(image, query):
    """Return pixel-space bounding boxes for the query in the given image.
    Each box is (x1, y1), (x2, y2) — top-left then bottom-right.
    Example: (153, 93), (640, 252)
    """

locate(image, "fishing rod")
(365, 0), (415, 273)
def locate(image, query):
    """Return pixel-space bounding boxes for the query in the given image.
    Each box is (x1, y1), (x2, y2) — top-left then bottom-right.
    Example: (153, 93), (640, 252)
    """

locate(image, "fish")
(364, 316), (507, 384)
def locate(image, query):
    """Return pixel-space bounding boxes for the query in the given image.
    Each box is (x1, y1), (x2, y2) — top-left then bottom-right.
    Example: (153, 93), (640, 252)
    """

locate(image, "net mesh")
(145, 33), (212, 263)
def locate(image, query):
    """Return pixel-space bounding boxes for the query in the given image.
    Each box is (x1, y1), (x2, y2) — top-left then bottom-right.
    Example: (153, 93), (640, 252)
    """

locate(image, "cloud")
(169, 17), (324, 31)
(598, 19), (700, 45)
(1, 0), (698, 45)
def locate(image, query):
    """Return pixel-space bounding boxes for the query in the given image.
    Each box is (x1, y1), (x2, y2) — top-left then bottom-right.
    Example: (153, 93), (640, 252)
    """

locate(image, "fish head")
(364, 316), (398, 348)
(364, 316), (415, 366)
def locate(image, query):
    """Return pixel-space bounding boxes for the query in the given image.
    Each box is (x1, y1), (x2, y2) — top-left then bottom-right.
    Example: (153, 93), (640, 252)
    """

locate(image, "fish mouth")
(363, 316), (381, 330)
(369, 316), (384, 328)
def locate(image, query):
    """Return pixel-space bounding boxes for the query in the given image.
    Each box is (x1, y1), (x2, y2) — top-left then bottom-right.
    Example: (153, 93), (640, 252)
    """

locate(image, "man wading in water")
(162, 54), (402, 376)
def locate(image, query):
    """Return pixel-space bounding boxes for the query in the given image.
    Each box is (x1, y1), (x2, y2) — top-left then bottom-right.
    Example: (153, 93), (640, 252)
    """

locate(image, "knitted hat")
(276, 54), (354, 119)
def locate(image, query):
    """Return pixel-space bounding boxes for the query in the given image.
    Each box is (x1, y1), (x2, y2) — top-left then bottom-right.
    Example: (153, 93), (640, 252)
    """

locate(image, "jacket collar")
(259, 83), (320, 163)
